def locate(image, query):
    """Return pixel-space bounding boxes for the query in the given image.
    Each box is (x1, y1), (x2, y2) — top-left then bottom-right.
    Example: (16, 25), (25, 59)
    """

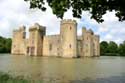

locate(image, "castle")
(11, 19), (100, 58)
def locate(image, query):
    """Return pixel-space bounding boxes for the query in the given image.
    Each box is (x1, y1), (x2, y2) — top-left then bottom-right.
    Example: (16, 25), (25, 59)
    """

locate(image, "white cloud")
(77, 11), (125, 44)
(0, 0), (61, 38)
(0, 0), (125, 44)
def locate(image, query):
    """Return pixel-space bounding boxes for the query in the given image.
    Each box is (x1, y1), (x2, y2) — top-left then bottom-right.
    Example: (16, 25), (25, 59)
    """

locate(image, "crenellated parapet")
(29, 23), (46, 32)
(61, 19), (77, 25)
(13, 25), (26, 33)
(88, 29), (94, 35)
(12, 25), (26, 39)
(19, 25), (26, 31)
(95, 35), (100, 38)
(82, 27), (94, 35)
(94, 35), (100, 40)
(82, 27), (86, 34)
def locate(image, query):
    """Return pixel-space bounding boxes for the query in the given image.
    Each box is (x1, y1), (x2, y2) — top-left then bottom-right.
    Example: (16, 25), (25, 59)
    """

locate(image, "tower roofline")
(29, 23), (46, 31)
(61, 19), (77, 24)
(95, 35), (100, 38)
(82, 26), (86, 29)
(13, 25), (26, 32)
(88, 29), (94, 35)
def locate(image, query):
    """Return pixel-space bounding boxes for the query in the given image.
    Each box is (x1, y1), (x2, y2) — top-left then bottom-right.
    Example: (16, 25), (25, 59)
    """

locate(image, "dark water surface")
(0, 54), (125, 83)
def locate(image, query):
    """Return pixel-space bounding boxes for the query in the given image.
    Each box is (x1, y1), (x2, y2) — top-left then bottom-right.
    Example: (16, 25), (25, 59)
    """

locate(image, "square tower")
(27, 23), (46, 56)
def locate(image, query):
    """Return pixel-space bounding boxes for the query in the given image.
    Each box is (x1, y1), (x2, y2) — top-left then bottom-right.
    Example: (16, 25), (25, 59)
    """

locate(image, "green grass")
(0, 72), (35, 83)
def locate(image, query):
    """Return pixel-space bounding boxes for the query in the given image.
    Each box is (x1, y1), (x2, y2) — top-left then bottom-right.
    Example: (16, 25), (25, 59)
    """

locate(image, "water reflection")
(0, 54), (125, 83)
(71, 75), (125, 83)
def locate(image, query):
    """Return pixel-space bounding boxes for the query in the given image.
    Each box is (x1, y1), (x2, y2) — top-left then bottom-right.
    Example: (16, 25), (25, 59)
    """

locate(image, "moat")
(0, 54), (125, 83)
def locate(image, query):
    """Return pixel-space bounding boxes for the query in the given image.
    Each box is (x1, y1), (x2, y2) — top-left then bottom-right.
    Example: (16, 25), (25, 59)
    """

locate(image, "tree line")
(100, 41), (125, 56)
(0, 36), (12, 53)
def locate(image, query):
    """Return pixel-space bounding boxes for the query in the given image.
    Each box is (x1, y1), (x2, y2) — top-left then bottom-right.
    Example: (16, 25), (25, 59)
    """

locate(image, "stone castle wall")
(43, 35), (61, 57)
(11, 26), (26, 55)
(93, 35), (100, 56)
(28, 23), (45, 56)
(77, 36), (82, 57)
(11, 19), (100, 58)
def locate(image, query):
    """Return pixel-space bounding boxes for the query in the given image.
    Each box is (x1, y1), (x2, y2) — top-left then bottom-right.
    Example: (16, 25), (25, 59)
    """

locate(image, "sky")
(0, 0), (125, 44)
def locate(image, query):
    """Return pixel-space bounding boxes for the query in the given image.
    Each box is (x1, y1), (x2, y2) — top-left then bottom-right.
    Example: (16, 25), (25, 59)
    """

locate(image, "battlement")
(61, 19), (77, 24)
(19, 25), (26, 31)
(82, 27), (94, 35)
(82, 27), (86, 30)
(13, 25), (26, 33)
(13, 29), (20, 33)
(88, 29), (94, 35)
(82, 27), (86, 32)
(29, 23), (46, 31)
(94, 35), (100, 39)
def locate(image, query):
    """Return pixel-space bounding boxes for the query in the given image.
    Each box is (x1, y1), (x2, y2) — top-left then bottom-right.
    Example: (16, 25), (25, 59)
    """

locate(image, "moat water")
(0, 54), (125, 83)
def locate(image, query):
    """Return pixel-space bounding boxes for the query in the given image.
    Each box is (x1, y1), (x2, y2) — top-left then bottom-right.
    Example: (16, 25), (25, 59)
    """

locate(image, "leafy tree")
(0, 36), (12, 53)
(107, 41), (118, 53)
(118, 41), (125, 56)
(24, 0), (125, 23)
(105, 41), (118, 56)
(5, 38), (12, 53)
(100, 41), (108, 55)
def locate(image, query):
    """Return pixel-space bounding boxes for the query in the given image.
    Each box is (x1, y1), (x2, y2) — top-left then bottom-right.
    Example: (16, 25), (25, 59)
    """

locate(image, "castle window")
(70, 26), (72, 30)
(69, 44), (72, 48)
(49, 44), (52, 51)
(23, 32), (26, 39)
(31, 47), (35, 55)
(27, 47), (29, 54)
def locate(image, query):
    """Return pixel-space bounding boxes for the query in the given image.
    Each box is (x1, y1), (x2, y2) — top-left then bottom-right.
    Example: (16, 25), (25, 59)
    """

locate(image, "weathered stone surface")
(11, 19), (100, 58)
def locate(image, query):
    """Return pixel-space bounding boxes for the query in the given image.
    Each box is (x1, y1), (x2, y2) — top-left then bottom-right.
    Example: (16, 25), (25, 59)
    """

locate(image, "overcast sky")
(0, 0), (125, 44)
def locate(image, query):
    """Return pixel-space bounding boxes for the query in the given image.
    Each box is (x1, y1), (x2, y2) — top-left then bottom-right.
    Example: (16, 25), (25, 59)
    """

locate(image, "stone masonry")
(11, 19), (100, 58)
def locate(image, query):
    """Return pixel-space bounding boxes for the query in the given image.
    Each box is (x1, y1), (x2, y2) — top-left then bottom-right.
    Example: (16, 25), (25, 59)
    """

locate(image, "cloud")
(77, 11), (125, 44)
(0, 0), (125, 44)
(0, 0), (61, 38)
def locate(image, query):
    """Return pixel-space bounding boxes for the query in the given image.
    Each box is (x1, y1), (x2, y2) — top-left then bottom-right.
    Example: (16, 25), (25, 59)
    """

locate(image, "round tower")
(60, 19), (77, 58)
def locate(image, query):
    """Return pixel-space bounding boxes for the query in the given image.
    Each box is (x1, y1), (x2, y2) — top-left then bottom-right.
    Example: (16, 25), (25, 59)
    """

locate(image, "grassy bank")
(0, 72), (45, 83)
(0, 72), (32, 83)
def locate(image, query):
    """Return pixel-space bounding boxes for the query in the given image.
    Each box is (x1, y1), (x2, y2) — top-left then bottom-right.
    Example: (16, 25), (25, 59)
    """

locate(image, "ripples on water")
(0, 54), (125, 83)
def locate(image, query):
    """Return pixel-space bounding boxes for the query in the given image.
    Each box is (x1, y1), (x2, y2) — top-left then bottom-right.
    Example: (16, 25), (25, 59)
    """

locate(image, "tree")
(24, 0), (125, 23)
(118, 41), (125, 56)
(5, 38), (12, 53)
(107, 41), (118, 56)
(0, 36), (12, 53)
(100, 41), (108, 55)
